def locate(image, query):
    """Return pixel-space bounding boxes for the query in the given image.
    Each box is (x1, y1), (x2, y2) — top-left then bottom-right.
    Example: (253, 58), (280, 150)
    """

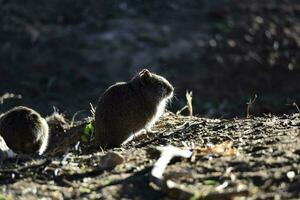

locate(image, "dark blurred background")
(0, 0), (299, 118)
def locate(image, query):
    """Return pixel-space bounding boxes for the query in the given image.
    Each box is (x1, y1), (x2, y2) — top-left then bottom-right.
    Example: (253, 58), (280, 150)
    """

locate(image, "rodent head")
(135, 69), (174, 102)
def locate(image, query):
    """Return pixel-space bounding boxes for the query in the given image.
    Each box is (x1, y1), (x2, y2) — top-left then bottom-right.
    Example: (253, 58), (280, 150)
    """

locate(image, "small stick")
(150, 145), (192, 180)
(70, 110), (85, 126)
(246, 94), (257, 118)
(90, 103), (96, 117)
(176, 90), (193, 116)
(186, 91), (193, 117)
(176, 106), (188, 115)
(292, 102), (300, 113)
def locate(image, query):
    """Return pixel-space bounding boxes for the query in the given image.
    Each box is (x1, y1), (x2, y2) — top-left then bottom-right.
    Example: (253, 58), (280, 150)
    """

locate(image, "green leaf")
(203, 179), (218, 185)
(0, 194), (13, 200)
(81, 122), (94, 143)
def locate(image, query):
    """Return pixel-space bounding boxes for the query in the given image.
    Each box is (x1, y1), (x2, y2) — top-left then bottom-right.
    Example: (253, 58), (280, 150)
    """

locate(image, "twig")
(292, 102), (300, 113)
(70, 110), (85, 127)
(148, 146), (193, 199)
(223, 133), (235, 141)
(176, 105), (188, 115)
(90, 103), (96, 118)
(186, 91), (193, 116)
(246, 94), (257, 118)
(176, 90), (193, 116)
(151, 146), (192, 179)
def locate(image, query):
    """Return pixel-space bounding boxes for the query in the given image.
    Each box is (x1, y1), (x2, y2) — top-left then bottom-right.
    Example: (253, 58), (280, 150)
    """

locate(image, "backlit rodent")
(0, 106), (49, 155)
(94, 69), (174, 148)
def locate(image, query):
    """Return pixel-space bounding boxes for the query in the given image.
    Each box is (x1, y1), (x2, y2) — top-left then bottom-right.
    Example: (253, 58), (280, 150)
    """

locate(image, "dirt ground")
(1, 112), (300, 200)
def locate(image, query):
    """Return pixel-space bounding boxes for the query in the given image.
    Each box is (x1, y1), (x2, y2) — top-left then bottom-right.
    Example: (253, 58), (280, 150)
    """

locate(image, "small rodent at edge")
(94, 69), (174, 148)
(0, 106), (49, 155)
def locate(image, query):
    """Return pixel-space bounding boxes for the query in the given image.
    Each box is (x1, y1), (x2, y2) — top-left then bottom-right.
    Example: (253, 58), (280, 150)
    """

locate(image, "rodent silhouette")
(94, 69), (174, 148)
(0, 106), (49, 155)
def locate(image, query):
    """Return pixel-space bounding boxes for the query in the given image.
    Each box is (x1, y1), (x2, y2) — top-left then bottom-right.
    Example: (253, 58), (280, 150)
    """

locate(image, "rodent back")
(95, 80), (159, 147)
(96, 82), (156, 127)
(0, 106), (49, 154)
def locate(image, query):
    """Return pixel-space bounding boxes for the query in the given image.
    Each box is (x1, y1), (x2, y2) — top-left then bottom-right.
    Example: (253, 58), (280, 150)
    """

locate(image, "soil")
(1, 112), (300, 199)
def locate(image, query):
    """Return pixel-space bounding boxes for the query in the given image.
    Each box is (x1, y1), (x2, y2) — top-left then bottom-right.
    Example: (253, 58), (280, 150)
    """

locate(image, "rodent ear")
(139, 68), (151, 75)
(139, 69), (152, 81)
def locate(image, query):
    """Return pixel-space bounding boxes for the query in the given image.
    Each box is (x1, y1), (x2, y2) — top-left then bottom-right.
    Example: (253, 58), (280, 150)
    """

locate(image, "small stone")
(228, 39), (236, 47)
(100, 152), (124, 169)
(255, 16), (264, 24)
(287, 171), (295, 180)
(209, 39), (217, 47)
